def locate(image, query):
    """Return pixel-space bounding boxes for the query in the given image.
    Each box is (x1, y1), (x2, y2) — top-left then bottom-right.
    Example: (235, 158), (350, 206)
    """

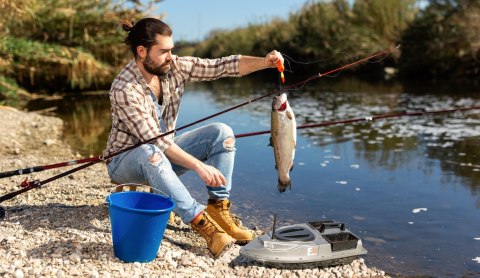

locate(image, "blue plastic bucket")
(106, 191), (175, 263)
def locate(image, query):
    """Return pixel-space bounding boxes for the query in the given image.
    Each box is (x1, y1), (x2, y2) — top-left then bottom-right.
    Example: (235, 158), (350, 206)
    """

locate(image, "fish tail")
(277, 178), (292, 193)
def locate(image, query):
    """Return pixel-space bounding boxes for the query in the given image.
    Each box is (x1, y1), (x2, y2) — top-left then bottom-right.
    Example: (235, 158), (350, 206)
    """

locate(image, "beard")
(143, 55), (171, 76)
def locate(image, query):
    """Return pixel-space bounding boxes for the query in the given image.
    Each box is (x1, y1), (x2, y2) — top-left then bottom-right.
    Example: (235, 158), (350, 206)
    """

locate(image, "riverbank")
(0, 108), (388, 277)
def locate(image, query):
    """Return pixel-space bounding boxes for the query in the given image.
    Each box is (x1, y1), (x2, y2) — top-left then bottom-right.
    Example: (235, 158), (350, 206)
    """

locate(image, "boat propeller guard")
(240, 218), (367, 265)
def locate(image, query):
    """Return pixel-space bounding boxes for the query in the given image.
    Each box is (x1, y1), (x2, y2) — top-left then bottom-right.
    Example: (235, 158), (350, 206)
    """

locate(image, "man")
(103, 18), (284, 258)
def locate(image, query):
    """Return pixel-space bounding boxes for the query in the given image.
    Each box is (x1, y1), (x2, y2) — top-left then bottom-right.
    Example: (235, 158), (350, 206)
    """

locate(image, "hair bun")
(121, 20), (134, 32)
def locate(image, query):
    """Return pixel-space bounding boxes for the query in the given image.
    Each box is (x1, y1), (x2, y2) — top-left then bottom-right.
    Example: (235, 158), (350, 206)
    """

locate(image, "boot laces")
(219, 204), (237, 226)
(199, 214), (224, 240)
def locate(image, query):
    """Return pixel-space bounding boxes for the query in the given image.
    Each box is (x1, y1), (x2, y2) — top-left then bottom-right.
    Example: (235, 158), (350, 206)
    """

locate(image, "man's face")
(142, 34), (174, 76)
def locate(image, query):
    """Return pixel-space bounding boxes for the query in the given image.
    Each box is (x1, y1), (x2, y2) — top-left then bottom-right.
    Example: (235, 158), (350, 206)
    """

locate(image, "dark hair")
(121, 18), (172, 58)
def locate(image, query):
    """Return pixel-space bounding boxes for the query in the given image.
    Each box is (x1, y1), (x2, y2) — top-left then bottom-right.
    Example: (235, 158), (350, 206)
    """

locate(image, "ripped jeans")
(107, 123), (236, 224)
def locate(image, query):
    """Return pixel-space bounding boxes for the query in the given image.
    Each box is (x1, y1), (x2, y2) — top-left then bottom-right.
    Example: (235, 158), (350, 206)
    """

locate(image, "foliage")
(0, 0), (163, 96)
(399, 0), (480, 79)
(193, 0), (417, 74)
(0, 76), (30, 106)
(1, 37), (113, 90)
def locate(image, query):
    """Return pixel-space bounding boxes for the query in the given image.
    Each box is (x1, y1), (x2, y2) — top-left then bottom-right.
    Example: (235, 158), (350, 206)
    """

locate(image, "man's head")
(122, 18), (174, 76)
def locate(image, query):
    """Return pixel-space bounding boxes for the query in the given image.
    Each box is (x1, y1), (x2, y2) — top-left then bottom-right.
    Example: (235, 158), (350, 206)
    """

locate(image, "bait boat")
(240, 219), (367, 266)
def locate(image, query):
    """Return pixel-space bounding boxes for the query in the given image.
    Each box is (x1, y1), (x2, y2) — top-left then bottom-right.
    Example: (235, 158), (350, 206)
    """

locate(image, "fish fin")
(268, 136), (273, 147)
(286, 110), (294, 120)
(277, 178), (292, 193)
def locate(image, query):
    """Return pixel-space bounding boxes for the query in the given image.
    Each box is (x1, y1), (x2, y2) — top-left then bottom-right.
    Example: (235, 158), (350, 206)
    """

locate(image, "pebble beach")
(0, 108), (388, 277)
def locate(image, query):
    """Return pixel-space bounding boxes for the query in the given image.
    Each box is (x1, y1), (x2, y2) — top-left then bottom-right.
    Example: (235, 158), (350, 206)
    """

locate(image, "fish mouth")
(277, 101), (287, 111)
(272, 93), (288, 111)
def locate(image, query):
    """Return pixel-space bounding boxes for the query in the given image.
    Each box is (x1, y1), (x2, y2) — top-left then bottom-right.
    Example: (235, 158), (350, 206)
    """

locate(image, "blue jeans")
(107, 123), (236, 224)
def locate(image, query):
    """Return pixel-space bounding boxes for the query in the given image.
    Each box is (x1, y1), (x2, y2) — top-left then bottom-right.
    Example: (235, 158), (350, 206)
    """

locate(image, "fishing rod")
(234, 106), (480, 138)
(0, 46), (398, 181)
(0, 47), (398, 207)
(0, 157), (98, 179)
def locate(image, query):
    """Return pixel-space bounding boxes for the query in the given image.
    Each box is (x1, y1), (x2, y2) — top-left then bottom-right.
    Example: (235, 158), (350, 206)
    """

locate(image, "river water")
(28, 76), (480, 277)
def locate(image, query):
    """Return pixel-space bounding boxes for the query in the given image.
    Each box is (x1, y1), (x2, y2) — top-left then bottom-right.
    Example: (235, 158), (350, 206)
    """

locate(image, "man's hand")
(164, 143), (227, 187)
(194, 163), (227, 187)
(264, 50), (284, 69)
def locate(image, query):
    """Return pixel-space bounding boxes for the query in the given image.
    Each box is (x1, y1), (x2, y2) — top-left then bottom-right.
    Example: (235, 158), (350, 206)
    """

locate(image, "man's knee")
(148, 152), (163, 165)
(223, 137), (235, 151)
(140, 145), (165, 167)
(209, 123), (235, 151)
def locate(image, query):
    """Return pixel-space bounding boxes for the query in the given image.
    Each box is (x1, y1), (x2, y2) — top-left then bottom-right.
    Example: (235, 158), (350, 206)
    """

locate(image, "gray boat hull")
(240, 221), (367, 264)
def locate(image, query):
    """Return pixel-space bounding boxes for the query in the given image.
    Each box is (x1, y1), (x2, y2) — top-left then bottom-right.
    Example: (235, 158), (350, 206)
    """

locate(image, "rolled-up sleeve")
(175, 55), (241, 82)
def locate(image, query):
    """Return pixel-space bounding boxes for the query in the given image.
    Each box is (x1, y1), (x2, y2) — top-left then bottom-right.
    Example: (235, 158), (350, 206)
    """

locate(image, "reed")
(3, 37), (113, 90)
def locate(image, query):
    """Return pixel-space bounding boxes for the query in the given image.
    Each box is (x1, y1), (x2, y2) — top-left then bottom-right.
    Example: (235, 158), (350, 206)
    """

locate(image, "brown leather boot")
(205, 199), (254, 244)
(190, 211), (235, 258)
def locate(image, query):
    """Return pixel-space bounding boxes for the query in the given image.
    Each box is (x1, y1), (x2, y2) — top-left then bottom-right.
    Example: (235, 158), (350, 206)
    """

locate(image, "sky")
(153, 0), (312, 42)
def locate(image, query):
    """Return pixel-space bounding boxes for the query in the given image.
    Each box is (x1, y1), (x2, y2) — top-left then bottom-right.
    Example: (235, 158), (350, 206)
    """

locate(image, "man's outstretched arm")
(238, 50), (284, 76)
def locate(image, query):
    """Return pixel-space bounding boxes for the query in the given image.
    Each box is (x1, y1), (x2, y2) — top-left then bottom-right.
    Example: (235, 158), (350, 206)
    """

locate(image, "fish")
(270, 93), (296, 192)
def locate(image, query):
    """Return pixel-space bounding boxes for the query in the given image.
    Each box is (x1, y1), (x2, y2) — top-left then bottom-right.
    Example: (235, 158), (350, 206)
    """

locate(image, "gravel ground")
(0, 108), (388, 277)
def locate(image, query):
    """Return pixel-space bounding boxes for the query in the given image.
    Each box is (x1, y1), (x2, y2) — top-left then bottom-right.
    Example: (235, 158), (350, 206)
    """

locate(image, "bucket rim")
(106, 191), (175, 214)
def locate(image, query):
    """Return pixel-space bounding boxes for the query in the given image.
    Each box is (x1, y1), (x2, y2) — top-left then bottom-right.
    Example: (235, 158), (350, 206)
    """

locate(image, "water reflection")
(27, 92), (111, 156)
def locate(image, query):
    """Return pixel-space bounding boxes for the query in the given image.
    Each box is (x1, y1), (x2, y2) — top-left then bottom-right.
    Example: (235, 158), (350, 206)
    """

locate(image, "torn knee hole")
(223, 137), (235, 150)
(149, 153), (163, 165)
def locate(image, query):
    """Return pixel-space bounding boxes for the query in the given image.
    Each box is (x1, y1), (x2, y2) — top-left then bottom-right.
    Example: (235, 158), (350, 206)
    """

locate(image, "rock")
(69, 253), (81, 263)
(13, 269), (24, 278)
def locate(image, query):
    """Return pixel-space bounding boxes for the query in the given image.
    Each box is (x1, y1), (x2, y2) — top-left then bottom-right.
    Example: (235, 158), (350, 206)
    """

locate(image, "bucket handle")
(107, 183), (173, 202)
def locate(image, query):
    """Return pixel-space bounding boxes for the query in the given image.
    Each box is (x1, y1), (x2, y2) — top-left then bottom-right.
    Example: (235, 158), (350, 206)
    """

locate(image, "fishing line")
(282, 45), (389, 78)
(0, 46), (399, 204)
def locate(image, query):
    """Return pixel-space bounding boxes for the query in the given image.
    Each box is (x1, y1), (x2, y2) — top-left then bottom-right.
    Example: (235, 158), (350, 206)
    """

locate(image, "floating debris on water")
(350, 164), (360, 169)
(412, 208), (428, 213)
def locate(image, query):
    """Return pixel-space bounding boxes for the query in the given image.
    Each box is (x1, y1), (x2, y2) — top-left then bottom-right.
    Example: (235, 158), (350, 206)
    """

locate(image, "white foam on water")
(335, 181), (348, 185)
(412, 208), (428, 213)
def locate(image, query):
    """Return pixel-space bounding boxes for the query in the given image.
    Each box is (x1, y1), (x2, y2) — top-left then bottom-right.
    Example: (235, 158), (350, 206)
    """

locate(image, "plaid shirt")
(103, 55), (241, 159)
